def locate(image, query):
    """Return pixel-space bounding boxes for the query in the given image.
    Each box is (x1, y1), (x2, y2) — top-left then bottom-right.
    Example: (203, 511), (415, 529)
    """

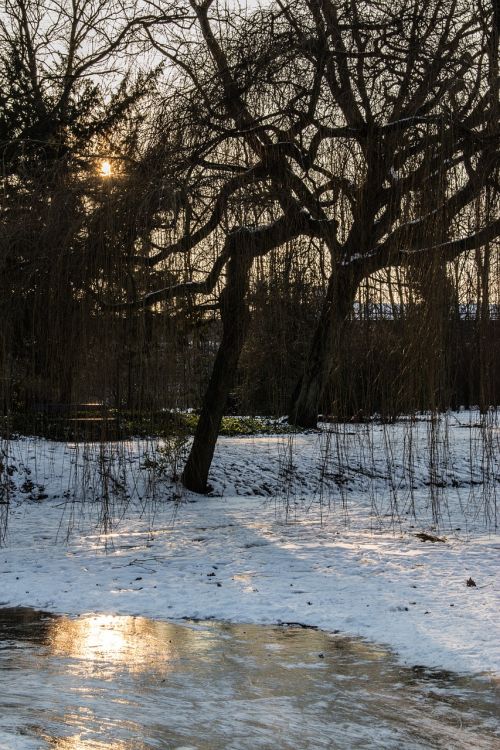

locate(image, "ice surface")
(0, 612), (498, 750)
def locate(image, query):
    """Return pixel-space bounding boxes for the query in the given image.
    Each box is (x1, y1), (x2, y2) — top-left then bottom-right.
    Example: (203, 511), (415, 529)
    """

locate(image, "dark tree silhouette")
(103, 0), (500, 488)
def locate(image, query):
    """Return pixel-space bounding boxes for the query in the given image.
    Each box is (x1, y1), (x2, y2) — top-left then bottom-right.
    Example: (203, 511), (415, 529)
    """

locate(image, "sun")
(100, 159), (112, 177)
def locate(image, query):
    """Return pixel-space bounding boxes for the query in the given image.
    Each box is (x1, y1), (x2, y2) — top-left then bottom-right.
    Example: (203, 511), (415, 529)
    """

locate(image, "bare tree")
(99, 0), (334, 491)
(102, 0), (499, 490)
(280, 0), (500, 426)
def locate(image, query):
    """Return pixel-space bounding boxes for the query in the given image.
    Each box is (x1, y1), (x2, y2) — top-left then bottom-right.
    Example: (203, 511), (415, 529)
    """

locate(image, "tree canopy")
(1, 0), (499, 491)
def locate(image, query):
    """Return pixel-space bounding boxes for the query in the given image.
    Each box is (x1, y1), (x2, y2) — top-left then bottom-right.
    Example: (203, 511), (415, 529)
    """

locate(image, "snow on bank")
(0, 414), (499, 677)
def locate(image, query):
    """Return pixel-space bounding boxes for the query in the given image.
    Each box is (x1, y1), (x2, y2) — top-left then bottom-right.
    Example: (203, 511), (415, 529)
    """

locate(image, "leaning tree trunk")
(289, 265), (359, 428)
(182, 248), (252, 493)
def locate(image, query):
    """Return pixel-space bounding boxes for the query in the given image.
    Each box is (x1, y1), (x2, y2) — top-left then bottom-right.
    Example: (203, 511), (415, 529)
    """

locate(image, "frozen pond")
(0, 608), (498, 749)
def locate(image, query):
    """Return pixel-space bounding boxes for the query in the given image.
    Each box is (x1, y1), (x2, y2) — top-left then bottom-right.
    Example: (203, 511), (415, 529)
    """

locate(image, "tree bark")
(289, 265), (360, 428)
(182, 247), (252, 493)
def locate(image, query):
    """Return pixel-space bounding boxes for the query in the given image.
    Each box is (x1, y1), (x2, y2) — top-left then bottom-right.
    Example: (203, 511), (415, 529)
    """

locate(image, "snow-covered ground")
(1, 412), (499, 677)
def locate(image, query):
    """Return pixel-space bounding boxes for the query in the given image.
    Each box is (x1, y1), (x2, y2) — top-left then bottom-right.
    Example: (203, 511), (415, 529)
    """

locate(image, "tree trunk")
(289, 266), (359, 428)
(182, 248), (252, 493)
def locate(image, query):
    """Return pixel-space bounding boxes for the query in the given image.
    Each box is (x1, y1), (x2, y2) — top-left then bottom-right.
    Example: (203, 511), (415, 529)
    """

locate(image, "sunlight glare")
(46, 614), (195, 676)
(100, 159), (112, 177)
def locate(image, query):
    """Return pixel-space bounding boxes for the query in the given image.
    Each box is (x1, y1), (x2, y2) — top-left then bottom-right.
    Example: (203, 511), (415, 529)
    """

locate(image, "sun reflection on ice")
(47, 614), (181, 676)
